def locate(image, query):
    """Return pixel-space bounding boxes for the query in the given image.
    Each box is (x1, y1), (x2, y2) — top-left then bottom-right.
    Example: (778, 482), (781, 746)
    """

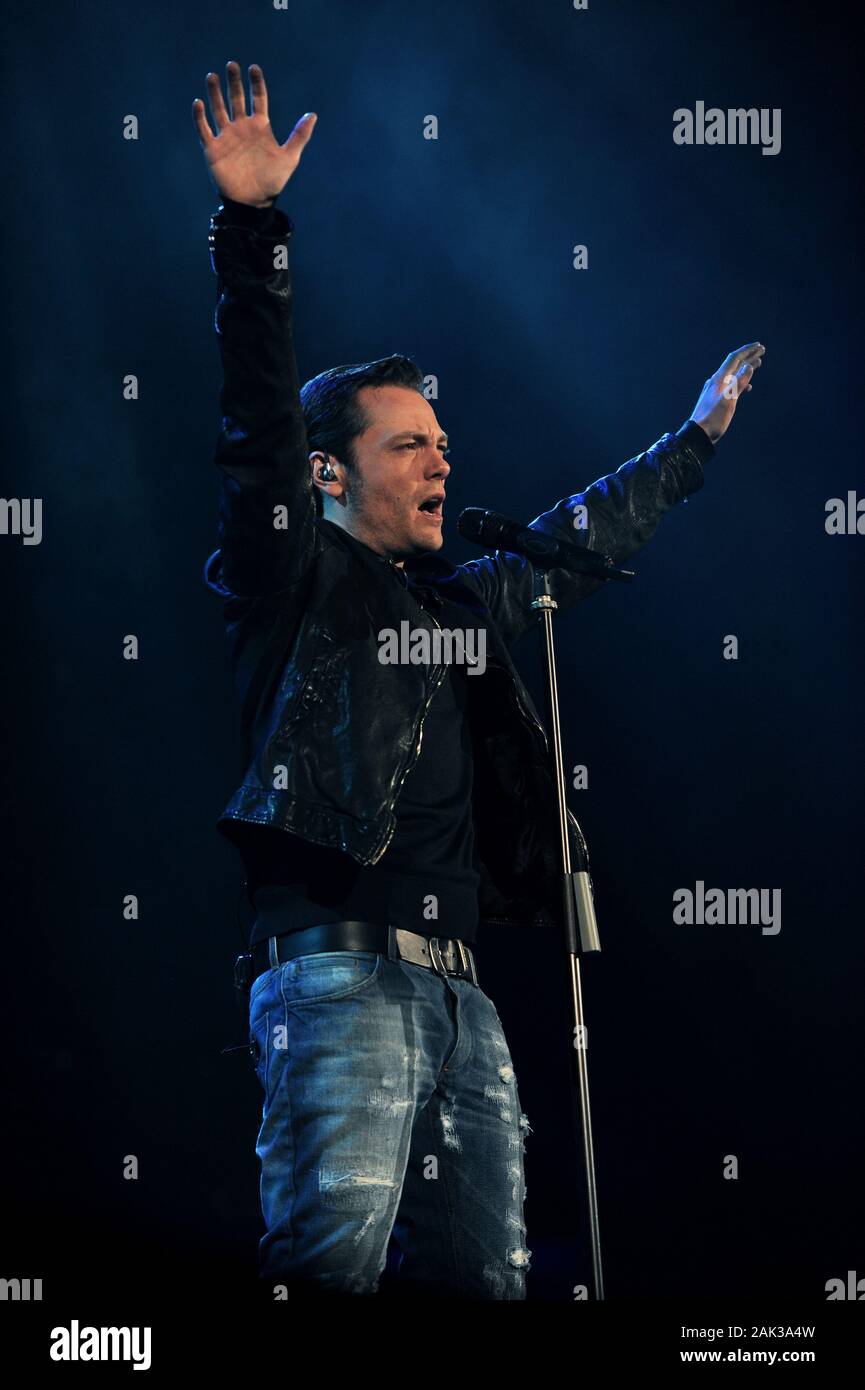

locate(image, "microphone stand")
(531, 564), (605, 1301)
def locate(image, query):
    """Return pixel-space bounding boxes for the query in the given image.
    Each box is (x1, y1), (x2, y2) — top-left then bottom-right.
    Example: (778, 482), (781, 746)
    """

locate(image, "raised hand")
(690, 342), (766, 445)
(192, 61), (316, 209)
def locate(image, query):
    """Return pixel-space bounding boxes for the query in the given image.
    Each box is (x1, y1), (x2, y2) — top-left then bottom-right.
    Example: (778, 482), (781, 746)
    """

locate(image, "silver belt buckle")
(427, 936), (448, 976)
(427, 935), (477, 986)
(455, 938), (478, 986)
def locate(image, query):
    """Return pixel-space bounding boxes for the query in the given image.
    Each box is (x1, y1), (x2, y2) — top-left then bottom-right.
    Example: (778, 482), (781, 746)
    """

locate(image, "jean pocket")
(249, 1007), (269, 1100)
(249, 965), (278, 1007)
(282, 950), (381, 1006)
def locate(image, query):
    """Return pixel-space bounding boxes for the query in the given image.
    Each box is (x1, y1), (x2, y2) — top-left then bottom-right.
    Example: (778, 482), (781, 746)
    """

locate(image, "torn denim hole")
(319, 1163), (398, 1212)
(508, 1162), (521, 1203)
(440, 1110), (462, 1152)
(352, 1211), (378, 1245)
(484, 1084), (514, 1123)
(507, 1246), (532, 1271)
(507, 1111), (533, 1154)
(369, 1072), (413, 1114)
(484, 1084), (510, 1107)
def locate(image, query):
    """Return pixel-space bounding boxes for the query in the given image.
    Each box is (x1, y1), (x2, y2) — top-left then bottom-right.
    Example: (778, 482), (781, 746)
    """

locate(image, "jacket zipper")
(503, 652), (592, 872)
(508, 668), (549, 751)
(369, 583), (446, 865)
(368, 561), (558, 870)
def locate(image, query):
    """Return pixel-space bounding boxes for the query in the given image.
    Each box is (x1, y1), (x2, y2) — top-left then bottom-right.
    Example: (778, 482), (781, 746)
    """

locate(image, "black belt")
(246, 920), (479, 987)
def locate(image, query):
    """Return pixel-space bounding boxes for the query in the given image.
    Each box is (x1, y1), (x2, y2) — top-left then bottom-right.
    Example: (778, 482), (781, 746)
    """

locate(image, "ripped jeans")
(248, 943), (532, 1298)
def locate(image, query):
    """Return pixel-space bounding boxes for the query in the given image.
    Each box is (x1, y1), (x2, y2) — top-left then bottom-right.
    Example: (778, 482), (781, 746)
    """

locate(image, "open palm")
(192, 62), (316, 209)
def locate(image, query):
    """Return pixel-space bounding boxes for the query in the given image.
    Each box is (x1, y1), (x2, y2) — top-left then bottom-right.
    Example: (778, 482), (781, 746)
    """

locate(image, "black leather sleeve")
(207, 200), (316, 597)
(457, 420), (714, 647)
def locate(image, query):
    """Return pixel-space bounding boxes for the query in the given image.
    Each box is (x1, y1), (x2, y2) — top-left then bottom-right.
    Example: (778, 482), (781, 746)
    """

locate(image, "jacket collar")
(315, 516), (464, 585)
(314, 516), (493, 626)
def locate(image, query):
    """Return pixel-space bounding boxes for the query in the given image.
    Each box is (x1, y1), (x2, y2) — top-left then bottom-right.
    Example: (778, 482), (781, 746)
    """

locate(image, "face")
(311, 385), (451, 560)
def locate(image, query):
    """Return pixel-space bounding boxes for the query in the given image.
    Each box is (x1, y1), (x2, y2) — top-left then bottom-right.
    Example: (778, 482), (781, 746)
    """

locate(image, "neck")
(321, 512), (408, 567)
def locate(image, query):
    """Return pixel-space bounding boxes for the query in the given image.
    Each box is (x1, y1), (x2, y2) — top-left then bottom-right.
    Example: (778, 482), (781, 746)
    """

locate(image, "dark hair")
(300, 354), (425, 516)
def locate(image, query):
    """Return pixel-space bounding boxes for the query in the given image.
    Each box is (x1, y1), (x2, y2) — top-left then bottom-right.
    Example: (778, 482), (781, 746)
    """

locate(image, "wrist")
(221, 194), (277, 211)
(676, 417), (717, 466)
(691, 416), (720, 446)
(212, 197), (290, 238)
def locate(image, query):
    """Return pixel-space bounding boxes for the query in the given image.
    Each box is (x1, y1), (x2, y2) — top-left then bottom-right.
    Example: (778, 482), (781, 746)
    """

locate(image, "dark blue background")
(2, 0), (862, 1304)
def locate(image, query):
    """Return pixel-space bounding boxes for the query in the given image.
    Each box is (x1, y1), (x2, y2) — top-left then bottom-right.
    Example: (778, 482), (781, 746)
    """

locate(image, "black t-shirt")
(243, 578), (484, 945)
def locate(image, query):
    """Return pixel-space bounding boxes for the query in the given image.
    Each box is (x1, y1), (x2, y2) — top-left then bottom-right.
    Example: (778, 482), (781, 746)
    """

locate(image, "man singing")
(193, 61), (763, 1298)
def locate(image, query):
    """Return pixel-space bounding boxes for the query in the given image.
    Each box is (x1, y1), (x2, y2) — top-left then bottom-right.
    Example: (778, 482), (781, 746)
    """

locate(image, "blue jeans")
(248, 938), (532, 1298)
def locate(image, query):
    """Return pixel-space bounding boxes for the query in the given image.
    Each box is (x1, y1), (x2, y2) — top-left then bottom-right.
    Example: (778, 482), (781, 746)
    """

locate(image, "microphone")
(457, 508), (634, 582)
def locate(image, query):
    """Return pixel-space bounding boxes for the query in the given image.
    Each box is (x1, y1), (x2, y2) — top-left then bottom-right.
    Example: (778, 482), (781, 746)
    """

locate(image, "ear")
(309, 450), (345, 506)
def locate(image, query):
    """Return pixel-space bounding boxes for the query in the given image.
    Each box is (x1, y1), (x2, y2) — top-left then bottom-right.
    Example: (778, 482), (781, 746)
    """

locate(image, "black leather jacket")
(203, 199), (714, 930)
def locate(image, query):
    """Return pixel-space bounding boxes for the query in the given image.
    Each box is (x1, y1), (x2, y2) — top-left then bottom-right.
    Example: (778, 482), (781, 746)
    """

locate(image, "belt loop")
(387, 925), (399, 963)
(268, 935), (279, 969)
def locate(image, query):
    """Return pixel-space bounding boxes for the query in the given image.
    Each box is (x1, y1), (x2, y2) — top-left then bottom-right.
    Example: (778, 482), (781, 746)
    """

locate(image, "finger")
(249, 64), (269, 120)
(192, 97), (214, 147)
(726, 362), (753, 397)
(280, 111), (317, 154)
(738, 341), (765, 365)
(719, 341), (764, 374)
(731, 360), (761, 400)
(205, 71), (230, 131)
(226, 59), (246, 120)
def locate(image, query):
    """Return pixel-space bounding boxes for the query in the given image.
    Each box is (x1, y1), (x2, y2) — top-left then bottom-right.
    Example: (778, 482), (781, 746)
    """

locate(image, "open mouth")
(418, 495), (444, 518)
